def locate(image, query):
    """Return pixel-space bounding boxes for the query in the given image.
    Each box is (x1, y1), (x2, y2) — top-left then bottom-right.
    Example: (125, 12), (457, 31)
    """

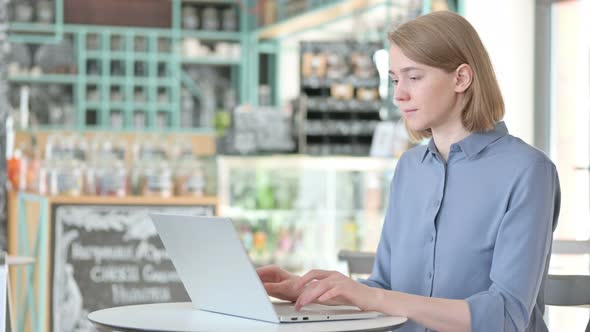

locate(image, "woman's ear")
(454, 64), (473, 93)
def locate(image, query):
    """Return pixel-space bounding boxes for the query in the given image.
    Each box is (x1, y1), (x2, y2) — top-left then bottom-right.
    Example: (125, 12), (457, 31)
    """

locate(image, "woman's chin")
(405, 122), (428, 132)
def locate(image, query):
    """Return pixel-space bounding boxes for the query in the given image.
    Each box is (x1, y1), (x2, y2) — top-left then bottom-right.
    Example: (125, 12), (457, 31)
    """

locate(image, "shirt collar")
(421, 121), (509, 163)
(421, 138), (439, 163)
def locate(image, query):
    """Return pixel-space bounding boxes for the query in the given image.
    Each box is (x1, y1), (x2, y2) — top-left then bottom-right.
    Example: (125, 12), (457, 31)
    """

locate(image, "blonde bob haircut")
(388, 11), (505, 141)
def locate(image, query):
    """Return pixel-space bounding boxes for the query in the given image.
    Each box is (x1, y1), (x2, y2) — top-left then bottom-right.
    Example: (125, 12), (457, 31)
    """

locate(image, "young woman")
(257, 11), (560, 332)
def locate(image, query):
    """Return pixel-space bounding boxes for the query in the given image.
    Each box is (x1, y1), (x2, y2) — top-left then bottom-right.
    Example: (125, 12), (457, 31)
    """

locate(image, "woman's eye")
(390, 79), (399, 85)
(409, 76), (420, 81)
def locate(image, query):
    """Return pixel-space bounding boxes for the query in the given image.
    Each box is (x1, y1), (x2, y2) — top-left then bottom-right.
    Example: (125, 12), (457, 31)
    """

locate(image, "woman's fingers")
(294, 269), (335, 290)
(263, 282), (280, 293)
(318, 287), (341, 302)
(295, 280), (334, 310)
(262, 279), (301, 302)
(259, 267), (352, 307)
(256, 265), (289, 282)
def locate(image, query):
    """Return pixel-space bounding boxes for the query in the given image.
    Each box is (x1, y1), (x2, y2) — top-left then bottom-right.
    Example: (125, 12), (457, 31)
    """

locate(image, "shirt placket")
(425, 155), (446, 296)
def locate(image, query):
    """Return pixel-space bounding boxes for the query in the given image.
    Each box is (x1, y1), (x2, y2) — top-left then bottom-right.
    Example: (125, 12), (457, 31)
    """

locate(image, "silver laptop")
(149, 213), (381, 323)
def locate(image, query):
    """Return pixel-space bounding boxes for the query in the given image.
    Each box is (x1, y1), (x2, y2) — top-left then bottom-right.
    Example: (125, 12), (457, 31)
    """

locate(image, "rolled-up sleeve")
(466, 157), (560, 331)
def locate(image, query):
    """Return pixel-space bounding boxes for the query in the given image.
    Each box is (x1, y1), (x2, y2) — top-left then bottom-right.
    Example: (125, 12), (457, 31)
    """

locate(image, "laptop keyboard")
(274, 303), (363, 316)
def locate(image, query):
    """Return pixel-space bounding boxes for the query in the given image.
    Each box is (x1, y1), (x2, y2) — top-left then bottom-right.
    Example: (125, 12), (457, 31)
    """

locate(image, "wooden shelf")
(7, 74), (77, 84)
(181, 30), (241, 41)
(10, 191), (219, 208)
(45, 194), (218, 206)
(182, 56), (241, 66)
(256, 0), (387, 39)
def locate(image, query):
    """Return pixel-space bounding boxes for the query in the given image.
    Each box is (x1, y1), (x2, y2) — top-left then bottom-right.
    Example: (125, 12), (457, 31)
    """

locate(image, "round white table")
(88, 302), (407, 332)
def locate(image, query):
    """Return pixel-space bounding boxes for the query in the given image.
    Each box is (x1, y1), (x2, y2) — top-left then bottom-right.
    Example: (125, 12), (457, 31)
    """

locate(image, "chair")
(544, 274), (590, 332)
(337, 250), (376, 277)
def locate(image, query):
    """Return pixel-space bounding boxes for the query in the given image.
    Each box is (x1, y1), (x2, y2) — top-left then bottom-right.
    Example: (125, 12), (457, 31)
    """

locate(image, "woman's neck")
(431, 123), (471, 162)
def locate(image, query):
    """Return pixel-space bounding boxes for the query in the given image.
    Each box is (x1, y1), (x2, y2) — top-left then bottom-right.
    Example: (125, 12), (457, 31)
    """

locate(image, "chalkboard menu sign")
(51, 204), (215, 332)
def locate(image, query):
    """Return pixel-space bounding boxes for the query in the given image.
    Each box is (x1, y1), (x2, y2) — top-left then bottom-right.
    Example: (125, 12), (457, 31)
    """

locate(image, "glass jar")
(142, 162), (173, 197)
(201, 7), (219, 31)
(84, 163), (97, 195)
(133, 136), (167, 161)
(49, 160), (83, 196)
(221, 8), (237, 31)
(95, 160), (129, 197)
(14, 2), (33, 22)
(175, 159), (206, 196)
(182, 6), (199, 29)
(91, 134), (127, 163)
(38, 160), (50, 195)
(129, 164), (144, 196)
(36, 1), (54, 24)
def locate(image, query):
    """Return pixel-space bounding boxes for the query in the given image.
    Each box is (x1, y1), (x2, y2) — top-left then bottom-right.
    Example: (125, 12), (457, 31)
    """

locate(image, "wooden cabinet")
(7, 192), (217, 332)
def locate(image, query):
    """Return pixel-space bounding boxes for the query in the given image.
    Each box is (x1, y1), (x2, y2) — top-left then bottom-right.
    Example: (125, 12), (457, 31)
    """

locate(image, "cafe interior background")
(0, 0), (588, 330)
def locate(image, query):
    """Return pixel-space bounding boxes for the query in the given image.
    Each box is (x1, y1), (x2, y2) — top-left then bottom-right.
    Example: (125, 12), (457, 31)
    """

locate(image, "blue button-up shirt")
(360, 122), (561, 331)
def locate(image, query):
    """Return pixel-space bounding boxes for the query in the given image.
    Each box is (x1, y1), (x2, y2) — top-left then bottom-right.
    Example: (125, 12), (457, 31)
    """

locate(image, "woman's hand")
(256, 265), (302, 302)
(293, 269), (381, 312)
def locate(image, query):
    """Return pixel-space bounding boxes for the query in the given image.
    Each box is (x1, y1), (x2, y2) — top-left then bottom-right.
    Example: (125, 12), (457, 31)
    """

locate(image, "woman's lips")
(402, 109), (418, 115)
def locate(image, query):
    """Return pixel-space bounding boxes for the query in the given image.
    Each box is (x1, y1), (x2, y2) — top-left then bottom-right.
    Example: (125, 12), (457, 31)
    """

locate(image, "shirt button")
(427, 272), (432, 279)
(430, 235), (435, 243)
(433, 199), (440, 208)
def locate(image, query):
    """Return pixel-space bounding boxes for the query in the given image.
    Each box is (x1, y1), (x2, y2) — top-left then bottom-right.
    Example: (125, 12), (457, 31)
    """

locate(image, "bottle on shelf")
(175, 159), (206, 197)
(221, 7), (238, 31)
(36, 0), (54, 24)
(87, 135), (129, 196)
(142, 161), (173, 197)
(7, 148), (22, 191)
(201, 7), (219, 31)
(48, 159), (84, 196)
(94, 159), (129, 197)
(182, 5), (199, 30)
(13, 2), (34, 22)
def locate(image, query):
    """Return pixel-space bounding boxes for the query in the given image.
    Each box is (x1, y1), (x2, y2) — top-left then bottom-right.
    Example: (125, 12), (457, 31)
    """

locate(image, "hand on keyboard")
(293, 269), (381, 312)
(256, 265), (303, 302)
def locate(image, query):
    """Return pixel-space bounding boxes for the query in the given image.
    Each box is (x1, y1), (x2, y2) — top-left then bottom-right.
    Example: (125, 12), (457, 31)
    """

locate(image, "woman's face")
(389, 44), (463, 134)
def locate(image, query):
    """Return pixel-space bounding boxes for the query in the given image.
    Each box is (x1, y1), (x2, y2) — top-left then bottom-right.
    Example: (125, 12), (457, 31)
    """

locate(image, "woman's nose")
(394, 84), (410, 102)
